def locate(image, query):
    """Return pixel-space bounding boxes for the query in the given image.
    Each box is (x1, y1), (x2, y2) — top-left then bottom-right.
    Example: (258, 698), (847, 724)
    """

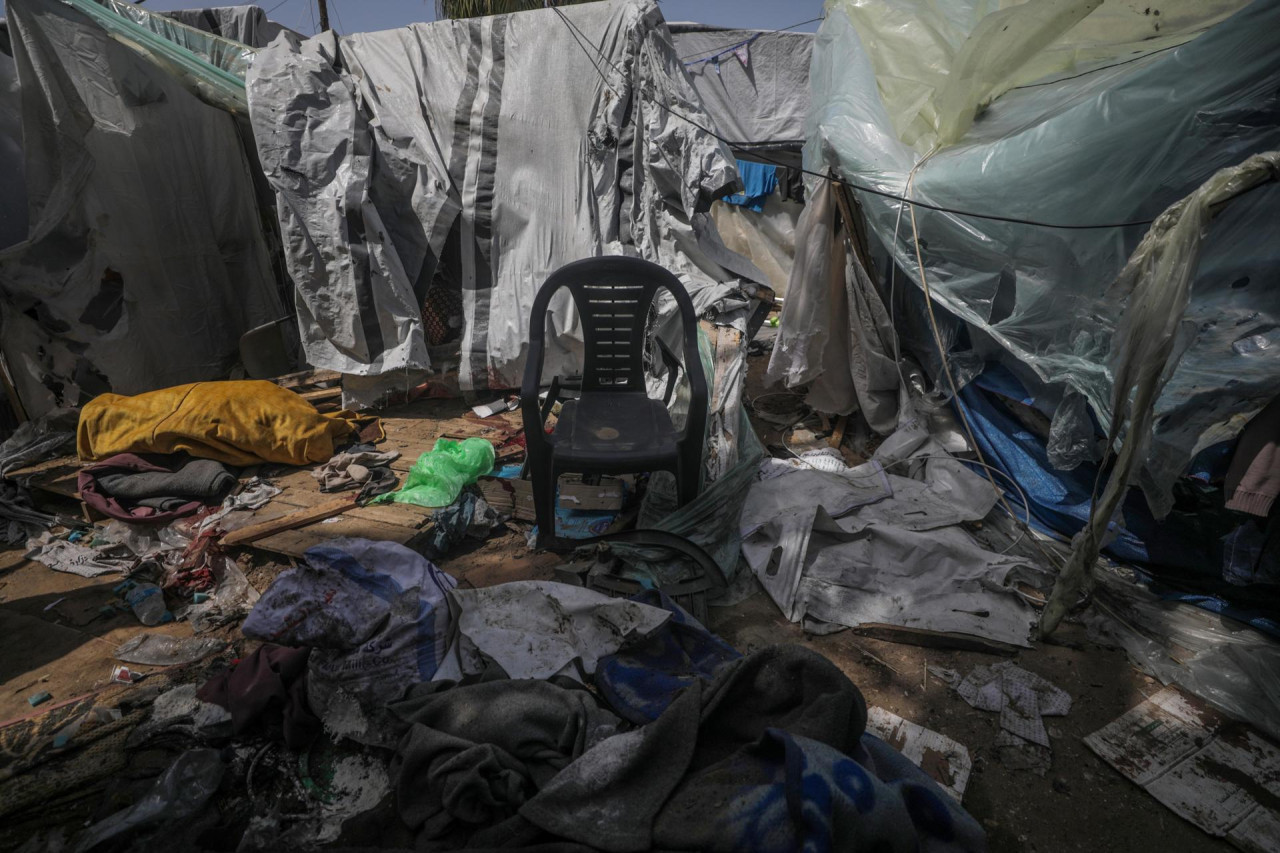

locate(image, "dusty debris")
(866, 706), (973, 801)
(1085, 687), (1280, 852)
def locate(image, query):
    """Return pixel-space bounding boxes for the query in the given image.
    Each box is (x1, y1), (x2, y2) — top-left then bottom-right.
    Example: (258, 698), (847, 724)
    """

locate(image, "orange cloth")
(77, 381), (360, 467)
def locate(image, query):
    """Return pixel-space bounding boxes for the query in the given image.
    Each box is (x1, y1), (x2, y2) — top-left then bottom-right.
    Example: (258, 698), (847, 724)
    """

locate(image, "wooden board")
(222, 496), (357, 546)
(866, 706), (972, 802)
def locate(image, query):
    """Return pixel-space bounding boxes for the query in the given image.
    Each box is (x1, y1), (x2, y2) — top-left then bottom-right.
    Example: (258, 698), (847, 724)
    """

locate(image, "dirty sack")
(434, 581), (671, 682)
(415, 644), (985, 853)
(78, 453), (235, 522)
(197, 644), (321, 749)
(374, 438), (495, 509)
(77, 380), (367, 466)
(242, 538), (456, 742)
(390, 678), (622, 847)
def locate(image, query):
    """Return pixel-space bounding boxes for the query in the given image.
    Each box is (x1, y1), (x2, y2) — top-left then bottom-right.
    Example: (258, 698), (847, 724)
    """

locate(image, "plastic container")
(125, 582), (169, 626)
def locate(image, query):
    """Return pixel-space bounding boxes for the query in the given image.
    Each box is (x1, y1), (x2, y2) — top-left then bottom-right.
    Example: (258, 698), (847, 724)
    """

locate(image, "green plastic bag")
(374, 438), (496, 508)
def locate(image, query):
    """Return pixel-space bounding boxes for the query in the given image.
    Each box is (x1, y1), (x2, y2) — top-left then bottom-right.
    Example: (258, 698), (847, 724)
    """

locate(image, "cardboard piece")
(866, 706), (973, 802)
(1085, 687), (1280, 853)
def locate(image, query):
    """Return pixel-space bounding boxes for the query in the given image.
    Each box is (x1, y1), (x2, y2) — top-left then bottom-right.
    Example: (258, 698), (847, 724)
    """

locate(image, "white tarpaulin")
(247, 0), (761, 394)
(802, 0), (1280, 511)
(0, 0), (283, 417)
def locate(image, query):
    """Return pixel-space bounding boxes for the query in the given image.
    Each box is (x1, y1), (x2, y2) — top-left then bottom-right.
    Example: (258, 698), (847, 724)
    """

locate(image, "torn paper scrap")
(1085, 687), (1280, 852)
(866, 706), (972, 802)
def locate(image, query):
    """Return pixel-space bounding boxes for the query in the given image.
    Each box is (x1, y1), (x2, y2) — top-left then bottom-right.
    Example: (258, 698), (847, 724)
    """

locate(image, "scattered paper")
(866, 706), (972, 802)
(933, 661), (1071, 773)
(1085, 688), (1280, 853)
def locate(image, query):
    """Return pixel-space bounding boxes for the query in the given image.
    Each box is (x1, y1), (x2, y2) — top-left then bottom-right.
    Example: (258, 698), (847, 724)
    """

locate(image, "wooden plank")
(829, 415), (849, 449)
(273, 368), (342, 389)
(222, 495), (357, 547)
(297, 387), (343, 403)
(251, 515), (419, 558)
(271, 486), (431, 528)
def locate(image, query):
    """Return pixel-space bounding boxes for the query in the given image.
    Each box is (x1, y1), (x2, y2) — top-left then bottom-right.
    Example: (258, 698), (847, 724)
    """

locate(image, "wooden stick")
(221, 495), (357, 547)
(828, 415), (848, 449)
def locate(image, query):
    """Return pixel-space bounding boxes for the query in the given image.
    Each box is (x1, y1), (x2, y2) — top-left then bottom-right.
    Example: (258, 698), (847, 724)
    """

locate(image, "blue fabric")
(691, 728), (986, 853)
(723, 160), (778, 212)
(957, 364), (1280, 637)
(594, 589), (741, 724)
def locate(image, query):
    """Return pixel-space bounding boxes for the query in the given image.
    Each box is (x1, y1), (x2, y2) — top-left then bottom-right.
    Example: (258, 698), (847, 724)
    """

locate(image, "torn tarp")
(0, 0), (283, 418)
(246, 0), (760, 394)
(740, 426), (1049, 647)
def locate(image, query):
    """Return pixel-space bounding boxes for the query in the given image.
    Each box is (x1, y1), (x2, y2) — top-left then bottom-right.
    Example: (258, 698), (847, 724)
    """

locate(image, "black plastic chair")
(521, 257), (709, 546)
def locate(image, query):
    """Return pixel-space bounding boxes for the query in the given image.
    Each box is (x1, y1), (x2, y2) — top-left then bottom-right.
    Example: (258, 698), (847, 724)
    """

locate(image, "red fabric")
(196, 644), (320, 749)
(78, 453), (204, 522)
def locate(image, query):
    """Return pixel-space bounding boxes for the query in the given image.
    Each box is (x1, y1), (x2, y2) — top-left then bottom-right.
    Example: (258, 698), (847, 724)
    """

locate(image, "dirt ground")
(0, 342), (1238, 851)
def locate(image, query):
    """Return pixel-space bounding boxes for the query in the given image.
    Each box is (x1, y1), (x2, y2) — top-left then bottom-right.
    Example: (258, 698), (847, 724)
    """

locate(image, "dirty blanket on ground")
(77, 381), (361, 466)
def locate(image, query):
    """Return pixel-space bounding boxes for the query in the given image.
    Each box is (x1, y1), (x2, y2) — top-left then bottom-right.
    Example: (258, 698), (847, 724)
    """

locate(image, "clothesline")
(682, 32), (761, 69)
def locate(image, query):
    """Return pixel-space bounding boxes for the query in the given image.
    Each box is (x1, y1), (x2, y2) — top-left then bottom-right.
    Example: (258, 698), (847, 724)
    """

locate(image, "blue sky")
(0, 1), (825, 35)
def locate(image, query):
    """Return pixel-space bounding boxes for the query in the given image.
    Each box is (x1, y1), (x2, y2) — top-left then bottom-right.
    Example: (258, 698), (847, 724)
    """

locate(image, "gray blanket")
(97, 459), (235, 503)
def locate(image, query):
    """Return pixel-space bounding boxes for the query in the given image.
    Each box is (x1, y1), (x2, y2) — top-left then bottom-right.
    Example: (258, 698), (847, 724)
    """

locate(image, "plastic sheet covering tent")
(801, 0), (1280, 514)
(246, 0), (763, 396)
(0, 0), (283, 418)
(668, 24), (812, 161)
(670, 24), (811, 295)
(0, 21), (27, 251)
(166, 5), (294, 49)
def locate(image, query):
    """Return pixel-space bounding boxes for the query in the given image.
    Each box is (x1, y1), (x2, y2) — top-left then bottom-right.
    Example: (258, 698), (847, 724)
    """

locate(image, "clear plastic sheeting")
(709, 196), (800, 294)
(247, 0), (759, 392)
(0, 0), (283, 418)
(166, 5), (295, 48)
(62, 0), (253, 113)
(1083, 563), (1280, 744)
(807, 0), (1280, 507)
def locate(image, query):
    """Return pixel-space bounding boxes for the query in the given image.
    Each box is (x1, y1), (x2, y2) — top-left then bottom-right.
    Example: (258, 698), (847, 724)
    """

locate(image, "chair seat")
(549, 392), (679, 468)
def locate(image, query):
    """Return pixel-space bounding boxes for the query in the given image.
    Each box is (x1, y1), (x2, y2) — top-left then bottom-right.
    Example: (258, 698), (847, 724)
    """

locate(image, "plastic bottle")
(125, 582), (168, 626)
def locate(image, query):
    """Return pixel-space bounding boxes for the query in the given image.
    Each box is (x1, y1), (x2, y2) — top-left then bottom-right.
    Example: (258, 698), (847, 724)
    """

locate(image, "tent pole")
(316, 0), (330, 32)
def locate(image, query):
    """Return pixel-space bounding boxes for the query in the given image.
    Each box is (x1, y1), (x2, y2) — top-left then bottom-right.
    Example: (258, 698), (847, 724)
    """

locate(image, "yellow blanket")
(78, 381), (360, 467)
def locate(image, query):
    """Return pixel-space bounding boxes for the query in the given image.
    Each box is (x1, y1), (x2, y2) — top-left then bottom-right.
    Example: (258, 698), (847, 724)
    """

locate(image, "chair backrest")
(527, 256), (703, 396)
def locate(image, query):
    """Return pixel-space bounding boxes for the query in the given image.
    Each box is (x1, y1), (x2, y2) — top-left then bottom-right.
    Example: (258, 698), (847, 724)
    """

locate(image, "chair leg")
(530, 456), (558, 547)
(675, 456), (700, 508)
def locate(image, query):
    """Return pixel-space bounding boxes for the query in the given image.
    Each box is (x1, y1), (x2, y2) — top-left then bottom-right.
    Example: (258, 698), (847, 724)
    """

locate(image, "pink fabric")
(1225, 397), (1280, 518)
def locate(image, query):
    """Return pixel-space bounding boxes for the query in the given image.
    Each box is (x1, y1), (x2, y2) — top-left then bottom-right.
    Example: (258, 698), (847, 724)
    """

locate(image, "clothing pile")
(183, 538), (987, 852)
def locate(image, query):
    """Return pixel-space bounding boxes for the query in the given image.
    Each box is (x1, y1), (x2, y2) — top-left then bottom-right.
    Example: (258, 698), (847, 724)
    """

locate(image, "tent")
(0, 0), (286, 419)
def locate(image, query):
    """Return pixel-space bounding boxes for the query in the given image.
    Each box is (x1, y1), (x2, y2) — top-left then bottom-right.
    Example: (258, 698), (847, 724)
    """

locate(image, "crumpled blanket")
(196, 644), (320, 749)
(425, 491), (503, 558)
(79, 453), (236, 522)
(77, 380), (367, 466)
(445, 645), (985, 853)
(389, 678), (621, 846)
(312, 446), (400, 492)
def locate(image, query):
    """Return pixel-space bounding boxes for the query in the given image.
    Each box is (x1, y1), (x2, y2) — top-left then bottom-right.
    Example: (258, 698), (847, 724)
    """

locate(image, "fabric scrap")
(197, 644), (320, 749)
(242, 538), (457, 743)
(1225, 396), (1280, 517)
(0, 408), (76, 476)
(25, 532), (134, 578)
(593, 589), (741, 724)
(425, 491), (502, 558)
(390, 679), (621, 846)
(312, 446), (400, 492)
(1, 480), (60, 544)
